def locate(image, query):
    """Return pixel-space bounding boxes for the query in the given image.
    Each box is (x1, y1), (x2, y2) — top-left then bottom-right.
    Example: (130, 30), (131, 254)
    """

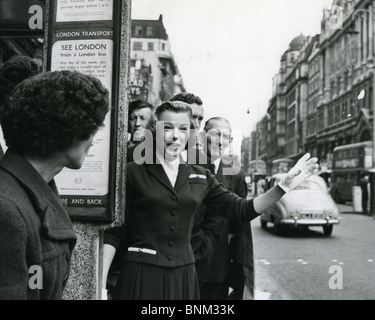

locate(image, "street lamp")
(351, 8), (375, 215)
(247, 108), (260, 195)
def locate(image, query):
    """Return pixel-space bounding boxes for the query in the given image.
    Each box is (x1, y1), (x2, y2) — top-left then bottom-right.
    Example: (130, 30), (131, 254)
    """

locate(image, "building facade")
(244, 0), (375, 176)
(129, 14), (185, 106)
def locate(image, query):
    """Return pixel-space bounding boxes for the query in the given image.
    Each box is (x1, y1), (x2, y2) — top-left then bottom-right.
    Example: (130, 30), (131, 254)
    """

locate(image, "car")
(260, 173), (340, 236)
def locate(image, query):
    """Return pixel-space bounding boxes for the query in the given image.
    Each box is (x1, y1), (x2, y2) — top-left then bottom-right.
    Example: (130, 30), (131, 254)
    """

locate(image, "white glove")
(101, 288), (108, 300)
(278, 153), (319, 193)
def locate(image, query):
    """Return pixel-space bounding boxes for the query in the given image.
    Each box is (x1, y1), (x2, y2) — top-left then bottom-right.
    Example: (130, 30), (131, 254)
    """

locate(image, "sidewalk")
(336, 202), (355, 214)
(336, 202), (375, 217)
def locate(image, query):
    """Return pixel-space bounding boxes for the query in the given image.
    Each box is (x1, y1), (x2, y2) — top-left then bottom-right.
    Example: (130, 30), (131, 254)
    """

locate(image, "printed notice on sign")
(56, 0), (113, 22)
(51, 38), (113, 197)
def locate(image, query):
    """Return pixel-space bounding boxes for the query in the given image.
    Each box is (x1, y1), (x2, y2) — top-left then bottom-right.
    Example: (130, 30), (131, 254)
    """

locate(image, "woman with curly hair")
(0, 55), (41, 159)
(0, 70), (109, 300)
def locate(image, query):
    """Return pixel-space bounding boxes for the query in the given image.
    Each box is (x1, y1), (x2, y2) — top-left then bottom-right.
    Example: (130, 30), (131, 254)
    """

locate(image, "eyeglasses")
(206, 131), (231, 141)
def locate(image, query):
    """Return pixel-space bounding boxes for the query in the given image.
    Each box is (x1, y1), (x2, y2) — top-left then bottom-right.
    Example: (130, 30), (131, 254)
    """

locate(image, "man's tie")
(208, 163), (216, 175)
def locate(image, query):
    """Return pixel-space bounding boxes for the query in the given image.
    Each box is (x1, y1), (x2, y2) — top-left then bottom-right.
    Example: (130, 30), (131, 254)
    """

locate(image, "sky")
(132, 0), (335, 139)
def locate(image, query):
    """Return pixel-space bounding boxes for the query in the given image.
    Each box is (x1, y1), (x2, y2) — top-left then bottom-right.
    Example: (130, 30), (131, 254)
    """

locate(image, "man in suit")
(169, 94), (226, 289)
(170, 93), (204, 154)
(359, 173), (369, 215)
(197, 117), (254, 300)
(128, 100), (154, 147)
(170, 93), (204, 132)
(127, 99), (154, 162)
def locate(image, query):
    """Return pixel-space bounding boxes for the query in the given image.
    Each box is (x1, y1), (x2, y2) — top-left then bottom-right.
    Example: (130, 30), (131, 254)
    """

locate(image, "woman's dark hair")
(0, 55), (41, 110)
(169, 92), (203, 106)
(1, 70), (109, 155)
(155, 101), (193, 120)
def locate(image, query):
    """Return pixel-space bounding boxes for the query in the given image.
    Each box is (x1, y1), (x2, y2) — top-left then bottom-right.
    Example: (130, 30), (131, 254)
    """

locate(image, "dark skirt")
(113, 262), (200, 300)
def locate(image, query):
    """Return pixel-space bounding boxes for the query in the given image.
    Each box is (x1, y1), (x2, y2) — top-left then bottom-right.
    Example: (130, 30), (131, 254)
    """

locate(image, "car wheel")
(323, 225), (333, 236)
(260, 219), (267, 229)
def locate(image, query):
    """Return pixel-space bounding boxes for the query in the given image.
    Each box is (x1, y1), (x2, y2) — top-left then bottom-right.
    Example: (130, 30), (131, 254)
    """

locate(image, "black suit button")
(168, 240), (175, 247)
(170, 196), (177, 201)
(169, 226), (176, 232)
(167, 256), (173, 261)
(171, 210), (176, 216)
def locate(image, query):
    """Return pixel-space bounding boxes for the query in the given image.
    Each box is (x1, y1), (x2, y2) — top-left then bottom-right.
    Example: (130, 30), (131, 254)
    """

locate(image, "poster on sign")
(56, 0), (113, 22)
(47, 0), (121, 221)
(51, 36), (113, 207)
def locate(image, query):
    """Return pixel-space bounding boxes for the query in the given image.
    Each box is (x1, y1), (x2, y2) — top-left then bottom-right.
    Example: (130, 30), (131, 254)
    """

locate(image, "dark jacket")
(104, 161), (258, 268)
(204, 161), (254, 292)
(190, 160), (224, 282)
(0, 150), (77, 300)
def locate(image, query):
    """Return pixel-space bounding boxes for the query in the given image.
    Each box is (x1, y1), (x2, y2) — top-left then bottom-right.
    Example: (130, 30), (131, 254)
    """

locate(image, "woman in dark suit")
(0, 70), (109, 299)
(102, 101), (318, 300)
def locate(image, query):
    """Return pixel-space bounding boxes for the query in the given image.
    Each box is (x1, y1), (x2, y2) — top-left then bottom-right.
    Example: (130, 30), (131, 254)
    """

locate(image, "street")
(252, 203), (375, 300)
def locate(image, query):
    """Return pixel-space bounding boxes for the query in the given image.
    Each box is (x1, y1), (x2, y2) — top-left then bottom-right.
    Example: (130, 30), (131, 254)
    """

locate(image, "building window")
(133, 41), (143, 51)
(287, 89), (296, 106)
(288, 105), (295, 122)
(287, 122), (295, 140)
(135, 26), (143, 36)
(328, 107), (334, 126)
(162, 43), (166, 51)
(335, 104), (340, 123)
(368, 87), (373, 111)
(146, 26), (153, 37)
(148, 42), (154, 51)
(349, 98), (354, 116)
(341, 101), (349, 120)
(308, 119), (316, 136)
(277, 123), (285, 134)
(318, 111), (324, 130)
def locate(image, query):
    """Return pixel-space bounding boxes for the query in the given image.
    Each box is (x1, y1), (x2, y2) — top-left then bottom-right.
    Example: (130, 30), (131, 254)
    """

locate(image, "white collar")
(156, 152), (180, 172)
(213, 157), (221, 174)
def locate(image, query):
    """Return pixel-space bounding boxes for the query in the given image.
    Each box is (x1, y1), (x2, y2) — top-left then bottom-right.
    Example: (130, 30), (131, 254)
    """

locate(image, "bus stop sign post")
(369, 169), (375, 216)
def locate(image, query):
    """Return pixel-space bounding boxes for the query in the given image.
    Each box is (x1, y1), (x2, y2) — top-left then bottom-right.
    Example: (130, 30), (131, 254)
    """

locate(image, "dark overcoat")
(198, 160), (254, 299)
(0, 150), (77, 300)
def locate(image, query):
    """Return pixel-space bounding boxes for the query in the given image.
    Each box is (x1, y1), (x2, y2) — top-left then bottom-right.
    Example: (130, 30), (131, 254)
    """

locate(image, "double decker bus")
(271, 158), (295, 175)
(330, 141), (372, 203)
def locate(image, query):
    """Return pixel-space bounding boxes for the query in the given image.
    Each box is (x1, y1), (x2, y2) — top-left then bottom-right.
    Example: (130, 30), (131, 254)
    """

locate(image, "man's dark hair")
(169, 93), (203, 106)
(204, 117), (231, 132)
(129, 99), (154, 114)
